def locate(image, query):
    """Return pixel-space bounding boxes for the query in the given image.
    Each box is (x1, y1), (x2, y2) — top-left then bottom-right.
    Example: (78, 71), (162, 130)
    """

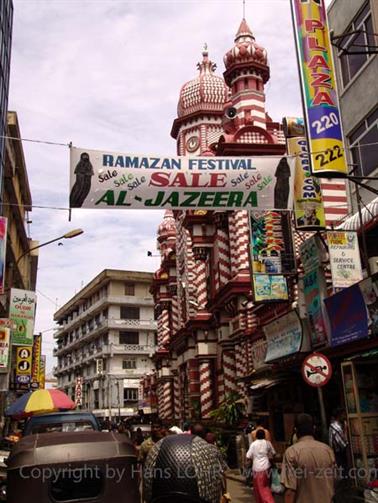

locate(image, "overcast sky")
(9, 0), (332, 373)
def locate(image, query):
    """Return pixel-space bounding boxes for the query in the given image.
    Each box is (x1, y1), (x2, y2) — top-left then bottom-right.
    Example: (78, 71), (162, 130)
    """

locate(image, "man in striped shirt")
(329, 408), (348, 478)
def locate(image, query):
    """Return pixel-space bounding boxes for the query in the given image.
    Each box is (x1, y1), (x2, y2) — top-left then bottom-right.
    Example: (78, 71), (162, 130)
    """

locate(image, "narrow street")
(226, 474), (284, 503)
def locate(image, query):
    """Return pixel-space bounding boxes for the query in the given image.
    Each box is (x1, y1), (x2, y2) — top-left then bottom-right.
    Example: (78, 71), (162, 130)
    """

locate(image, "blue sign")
(324, 284), (368, 347)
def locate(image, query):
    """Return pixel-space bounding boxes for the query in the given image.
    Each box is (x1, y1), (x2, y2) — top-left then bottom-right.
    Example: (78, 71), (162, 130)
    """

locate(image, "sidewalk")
(225, 470), (284, 503)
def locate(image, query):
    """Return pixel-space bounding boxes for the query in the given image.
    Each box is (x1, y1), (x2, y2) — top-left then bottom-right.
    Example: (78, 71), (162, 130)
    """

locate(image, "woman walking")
(246, 429), (275, 503)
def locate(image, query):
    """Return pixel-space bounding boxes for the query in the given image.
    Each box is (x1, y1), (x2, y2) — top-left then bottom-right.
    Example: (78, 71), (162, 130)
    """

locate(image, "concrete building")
(328, 0), (378, 207)
(0, 0), (13, 196)
(0, 112), (38, 402)
(54, 270), (157, 419)
(328, 0), (378, 273)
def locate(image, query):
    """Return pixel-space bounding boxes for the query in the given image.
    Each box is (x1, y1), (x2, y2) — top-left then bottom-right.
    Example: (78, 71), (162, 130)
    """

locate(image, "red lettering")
(171, 172), (189, 187)
(311, 72), (332, 88)
(308, 55), (329, 70)
(305, 19), (324, 33)
(313, 90), (334, 106)
(209, 173), (227, 188)
(149, 172), (170, 187)
(308, 36), (326, 51)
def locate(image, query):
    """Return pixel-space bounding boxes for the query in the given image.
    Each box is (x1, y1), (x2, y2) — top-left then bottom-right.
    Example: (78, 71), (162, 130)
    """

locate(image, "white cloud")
(10, 0), (325, 372)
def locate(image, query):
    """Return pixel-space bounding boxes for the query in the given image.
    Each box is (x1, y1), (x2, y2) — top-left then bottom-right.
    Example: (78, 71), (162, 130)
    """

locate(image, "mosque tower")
(171, 46), (229, 155)
(218, 18), (286, 155)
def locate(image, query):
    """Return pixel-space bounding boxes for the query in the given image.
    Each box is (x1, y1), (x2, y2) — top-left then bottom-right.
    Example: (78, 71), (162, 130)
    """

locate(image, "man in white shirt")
(246, 429), (275, 503)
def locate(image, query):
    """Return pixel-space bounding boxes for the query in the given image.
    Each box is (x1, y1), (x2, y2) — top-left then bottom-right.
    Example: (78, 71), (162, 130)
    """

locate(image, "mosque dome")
(223, 19), (269, 82)
(177, 46), (229, 118)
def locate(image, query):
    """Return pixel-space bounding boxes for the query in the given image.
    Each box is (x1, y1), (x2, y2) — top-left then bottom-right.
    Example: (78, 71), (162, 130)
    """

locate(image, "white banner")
(69, 147), (295, 210)
(328, 231), (363, 288)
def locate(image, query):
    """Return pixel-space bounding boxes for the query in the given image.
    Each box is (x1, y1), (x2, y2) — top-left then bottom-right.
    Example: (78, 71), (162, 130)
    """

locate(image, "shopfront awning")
(336, 196), (378, 231)
(347, 348), (378, 360)
(250, 378), (284, 391)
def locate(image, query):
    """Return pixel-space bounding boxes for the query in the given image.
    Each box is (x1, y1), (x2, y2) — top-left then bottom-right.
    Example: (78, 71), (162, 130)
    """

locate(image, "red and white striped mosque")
(140, 18), (349, 422)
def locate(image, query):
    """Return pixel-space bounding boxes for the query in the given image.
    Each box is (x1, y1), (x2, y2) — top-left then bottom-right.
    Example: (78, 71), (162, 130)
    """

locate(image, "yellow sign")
(287, 137), (325, 230)
(39, 355), (46, 389)
(31, 333), (42, 388)
(291, 0), (348, 177)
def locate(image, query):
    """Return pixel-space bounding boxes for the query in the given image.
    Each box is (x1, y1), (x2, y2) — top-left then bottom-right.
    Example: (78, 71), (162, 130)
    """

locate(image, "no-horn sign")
(302, 353), (332, 387)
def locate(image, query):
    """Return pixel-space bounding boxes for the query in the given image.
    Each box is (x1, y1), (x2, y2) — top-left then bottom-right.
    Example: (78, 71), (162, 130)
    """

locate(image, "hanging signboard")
(31, 333), (42, 389)
(251, 338), (269, 371)
(0, 325), (10, 370)
(299, 234), (326, 274)
(283, 117), (305, 138)
(264, 310), (308, 362)
(0, 217), (7, 295)
(327, 231), (363, 288)
(16, 346), (32, 384)
(39, 355), (46, 389)
(303, 268), (328, 346)
(250, 211), (296, 275)
(70, 147), (295, 210)
(75, 377), (83, 406)
(253, 274), (289, 303)
(9, 289), (37, 346)
(287, 137), (325, 229)
(302, 352), (332, 387)
(96, 358), (104, 375)
(290, 0), (348, 177)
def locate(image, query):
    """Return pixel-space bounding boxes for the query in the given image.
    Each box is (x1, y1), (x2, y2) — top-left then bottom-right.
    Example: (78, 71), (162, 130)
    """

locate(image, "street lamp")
(16, 228), (84, 265)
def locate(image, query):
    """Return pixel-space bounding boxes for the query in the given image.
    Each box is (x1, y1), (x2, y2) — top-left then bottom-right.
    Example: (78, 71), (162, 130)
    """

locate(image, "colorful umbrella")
(5, 389), (76, 418)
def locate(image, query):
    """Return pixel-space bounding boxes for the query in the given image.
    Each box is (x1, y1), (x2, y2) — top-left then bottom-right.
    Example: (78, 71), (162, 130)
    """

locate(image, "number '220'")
(312, 113), (339, 134)
(315, 146), (343, 167)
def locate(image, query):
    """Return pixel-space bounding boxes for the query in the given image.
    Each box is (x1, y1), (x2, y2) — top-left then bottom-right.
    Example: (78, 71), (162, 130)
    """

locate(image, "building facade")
(0, 0), (13, 197)
(328, 0), (378, 274)
(328, 0), (378, 207)
(144, 18), (350, 433)
(54, 270), (157, 418)
(0, 111), (38, 406)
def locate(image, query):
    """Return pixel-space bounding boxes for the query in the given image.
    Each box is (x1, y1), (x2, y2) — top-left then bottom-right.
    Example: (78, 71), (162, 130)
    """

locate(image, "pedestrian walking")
(281, 413), (335, 503)
(251, 418), (272, 442)
(329, 407), (349, 478)
(246, 429), (275, 503)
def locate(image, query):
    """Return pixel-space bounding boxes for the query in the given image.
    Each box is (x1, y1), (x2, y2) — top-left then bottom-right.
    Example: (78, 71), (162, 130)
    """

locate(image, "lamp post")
(15, 228), (84, 266)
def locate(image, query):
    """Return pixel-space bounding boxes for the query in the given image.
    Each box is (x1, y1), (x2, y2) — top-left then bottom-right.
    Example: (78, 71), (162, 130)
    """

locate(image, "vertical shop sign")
(0, 325), (10, 370)
(303, 268), (328, 346)
(328, 231), (363, 288)
(75, 377), (83, 406)
(16, 346), (32, 384)
(290, 0), (348, 177)
(9, 289), (37, 346)
(299, 234), (325, 273)
(287, 137), (325, 229)
(0, 217), (7, 294)
(31, 333), (42, 389)
(39, 355), (46, 389)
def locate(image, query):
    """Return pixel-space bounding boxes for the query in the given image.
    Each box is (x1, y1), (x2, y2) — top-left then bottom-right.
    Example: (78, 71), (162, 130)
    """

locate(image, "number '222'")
(315, 146), (343, 167)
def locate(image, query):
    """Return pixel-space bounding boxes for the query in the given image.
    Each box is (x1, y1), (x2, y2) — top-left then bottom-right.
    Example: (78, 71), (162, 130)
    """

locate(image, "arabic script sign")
(9, 289), (37, 346)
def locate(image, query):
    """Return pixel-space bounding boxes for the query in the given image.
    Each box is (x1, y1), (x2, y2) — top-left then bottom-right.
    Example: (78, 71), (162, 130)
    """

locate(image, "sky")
(9, 0), (332, 373)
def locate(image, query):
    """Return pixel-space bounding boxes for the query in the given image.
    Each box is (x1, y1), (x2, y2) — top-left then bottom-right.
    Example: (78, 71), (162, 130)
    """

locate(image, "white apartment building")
(53, 270), (157, 418)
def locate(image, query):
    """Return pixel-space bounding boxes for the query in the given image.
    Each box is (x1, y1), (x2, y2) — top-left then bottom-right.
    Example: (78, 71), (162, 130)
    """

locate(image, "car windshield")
(30, 421), (95, 434)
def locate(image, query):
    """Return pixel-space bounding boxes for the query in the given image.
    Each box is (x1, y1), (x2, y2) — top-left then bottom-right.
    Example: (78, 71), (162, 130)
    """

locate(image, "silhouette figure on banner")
(274, 157), (291, 209)
(70, 152), (94, 208)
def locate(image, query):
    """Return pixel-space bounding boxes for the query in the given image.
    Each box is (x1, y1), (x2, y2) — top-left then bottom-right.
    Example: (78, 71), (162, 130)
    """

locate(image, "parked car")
(6, 430), (140, 503)
(23, 411), (100, 436)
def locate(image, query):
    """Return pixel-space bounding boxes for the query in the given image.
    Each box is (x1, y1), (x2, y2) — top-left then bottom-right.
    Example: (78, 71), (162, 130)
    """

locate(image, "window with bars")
(338, 2), (374, 87)
(120, 306), (140, 320)
(124, 283), (135, 296)
(119, 331), (139, 345)
(349, 107), (378, 177)
(122, 359), (137, 370)
(124, 388), (138, 402)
